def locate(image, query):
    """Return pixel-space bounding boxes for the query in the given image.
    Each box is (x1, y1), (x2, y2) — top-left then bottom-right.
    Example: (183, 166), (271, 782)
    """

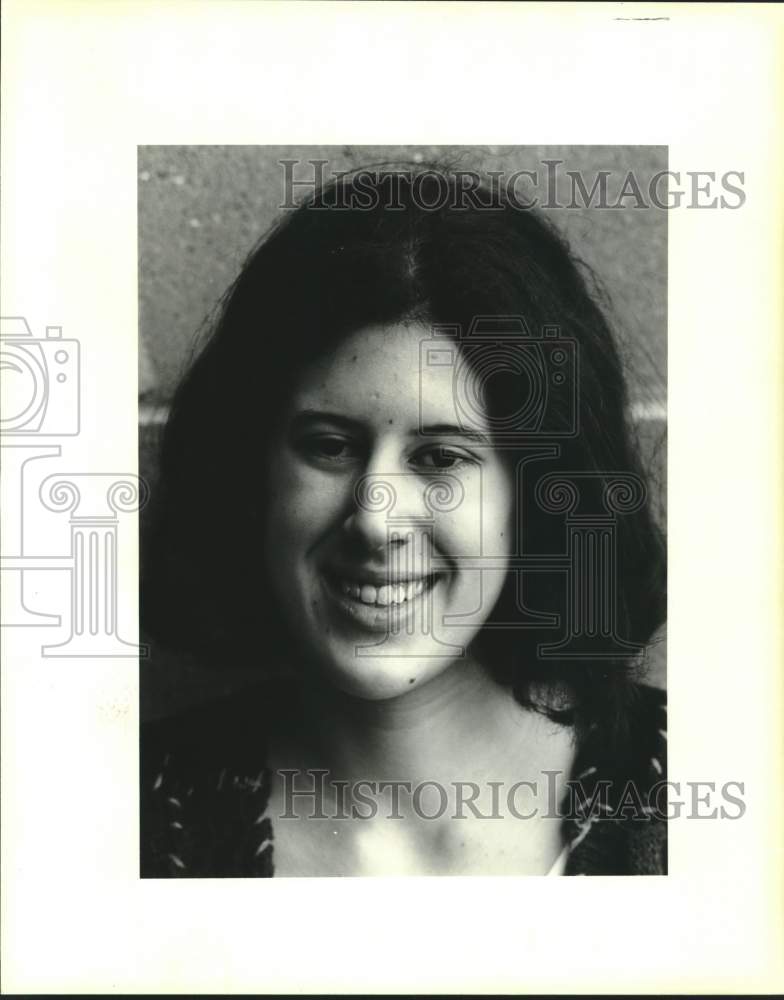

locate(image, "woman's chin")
(315, 650), (464, 703)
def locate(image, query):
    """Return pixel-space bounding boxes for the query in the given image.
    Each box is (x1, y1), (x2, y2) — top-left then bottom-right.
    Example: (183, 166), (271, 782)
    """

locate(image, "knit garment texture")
(141, 681), (667, 877)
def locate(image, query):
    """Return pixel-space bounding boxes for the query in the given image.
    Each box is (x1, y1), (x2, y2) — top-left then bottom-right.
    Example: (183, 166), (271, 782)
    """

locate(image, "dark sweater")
(140, 681), (667, 877)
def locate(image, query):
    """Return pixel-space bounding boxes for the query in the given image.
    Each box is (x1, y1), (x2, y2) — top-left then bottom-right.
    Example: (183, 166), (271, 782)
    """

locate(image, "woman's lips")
(339, 577), (429, 606)
(321, 571), (440, 631)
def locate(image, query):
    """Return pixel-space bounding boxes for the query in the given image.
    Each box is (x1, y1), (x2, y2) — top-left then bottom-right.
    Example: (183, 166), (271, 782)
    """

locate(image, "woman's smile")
(263, 320), (515, 700)
(320, 567), (444, 633)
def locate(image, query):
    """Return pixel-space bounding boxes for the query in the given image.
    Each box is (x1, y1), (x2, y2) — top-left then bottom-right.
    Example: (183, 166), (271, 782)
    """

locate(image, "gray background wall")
(139, 145), (666, 406)
(139, 146), (666, 718)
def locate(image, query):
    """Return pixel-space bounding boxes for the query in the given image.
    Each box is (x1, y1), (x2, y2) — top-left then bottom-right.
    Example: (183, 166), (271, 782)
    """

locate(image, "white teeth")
(336, 576), (435, 607)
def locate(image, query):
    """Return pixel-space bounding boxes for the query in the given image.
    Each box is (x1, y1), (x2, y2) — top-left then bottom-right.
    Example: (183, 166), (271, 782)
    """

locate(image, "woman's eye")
(298, 435), (360, 464)
(413, 447), (472, 471)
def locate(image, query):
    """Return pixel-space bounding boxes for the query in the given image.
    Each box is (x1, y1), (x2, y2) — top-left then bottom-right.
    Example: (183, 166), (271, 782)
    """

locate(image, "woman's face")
(264, 322), (514, 701)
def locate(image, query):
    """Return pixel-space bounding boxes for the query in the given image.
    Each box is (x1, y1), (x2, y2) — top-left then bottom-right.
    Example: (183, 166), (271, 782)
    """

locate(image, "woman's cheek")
(481, 463), (515, 556)
(438, 470), (492, 559)
(268, 457), (348, 540)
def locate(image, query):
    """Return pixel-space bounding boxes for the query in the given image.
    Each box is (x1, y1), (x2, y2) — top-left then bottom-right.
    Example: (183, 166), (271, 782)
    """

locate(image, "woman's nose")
(343, 489), (396, 551)
(343, 464), (426, 552)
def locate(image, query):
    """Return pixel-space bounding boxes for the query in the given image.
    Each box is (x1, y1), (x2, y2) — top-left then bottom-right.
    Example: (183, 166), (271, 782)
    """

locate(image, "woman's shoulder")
(140, 679), (284, 878)
(563, 680), (668, 876)
(627, 678), (667, 727)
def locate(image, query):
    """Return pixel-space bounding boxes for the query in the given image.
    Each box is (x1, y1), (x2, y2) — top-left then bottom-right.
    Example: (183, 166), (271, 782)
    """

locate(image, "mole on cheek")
(408, 678), (415, 684)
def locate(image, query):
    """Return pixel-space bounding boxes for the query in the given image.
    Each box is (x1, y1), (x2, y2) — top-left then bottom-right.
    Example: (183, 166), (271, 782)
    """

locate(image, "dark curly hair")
(142, 163), (666, 746)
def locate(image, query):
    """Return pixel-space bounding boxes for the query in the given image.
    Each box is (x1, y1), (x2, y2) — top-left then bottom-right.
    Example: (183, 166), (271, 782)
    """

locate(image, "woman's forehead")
(286, 322), (488, 432)
(307, 321), (429, 371)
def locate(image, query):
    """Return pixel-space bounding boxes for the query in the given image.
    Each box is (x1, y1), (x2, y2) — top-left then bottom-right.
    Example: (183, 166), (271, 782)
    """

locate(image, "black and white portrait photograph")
(139, 147), (669, 878)
(2, 2), (782, 995)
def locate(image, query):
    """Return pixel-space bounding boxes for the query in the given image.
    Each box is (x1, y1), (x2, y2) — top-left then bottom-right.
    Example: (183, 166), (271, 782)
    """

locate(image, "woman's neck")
(265, 656), (577, 875)
(274, 654), (569, 790)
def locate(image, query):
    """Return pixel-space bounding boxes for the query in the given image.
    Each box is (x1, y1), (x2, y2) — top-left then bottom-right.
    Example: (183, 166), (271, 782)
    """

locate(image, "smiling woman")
(264, 321), (515, 703)
(140, 164), (667, 877)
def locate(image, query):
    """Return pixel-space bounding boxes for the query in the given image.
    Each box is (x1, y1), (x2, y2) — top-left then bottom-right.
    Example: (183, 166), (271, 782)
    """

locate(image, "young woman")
(141, 164), (667, 877)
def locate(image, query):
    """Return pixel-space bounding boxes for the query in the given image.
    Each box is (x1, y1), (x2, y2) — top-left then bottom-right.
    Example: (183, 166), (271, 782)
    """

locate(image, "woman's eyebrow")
(417, 423), (491, 445)
(290, 409), (365, 432)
